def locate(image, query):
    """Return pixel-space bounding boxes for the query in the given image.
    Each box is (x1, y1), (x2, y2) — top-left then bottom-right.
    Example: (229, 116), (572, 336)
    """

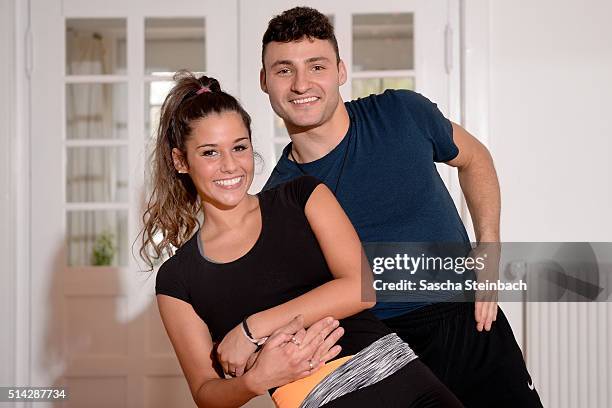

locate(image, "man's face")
(261, 37), (346, 131)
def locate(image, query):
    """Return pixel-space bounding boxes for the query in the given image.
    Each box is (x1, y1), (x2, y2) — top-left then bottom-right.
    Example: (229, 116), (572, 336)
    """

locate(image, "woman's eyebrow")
(196, 137), (249, 148)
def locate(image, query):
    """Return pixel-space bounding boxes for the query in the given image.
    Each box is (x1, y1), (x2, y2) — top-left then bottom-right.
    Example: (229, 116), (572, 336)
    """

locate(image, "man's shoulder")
(262, 166), (300, 192)
(349, 88), (429, 108)
(347, 89), (435, 126)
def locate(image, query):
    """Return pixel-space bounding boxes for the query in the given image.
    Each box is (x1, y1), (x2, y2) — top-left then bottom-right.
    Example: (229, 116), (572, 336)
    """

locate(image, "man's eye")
(277, 68), (291, 75)
(313, 65), (325, 71)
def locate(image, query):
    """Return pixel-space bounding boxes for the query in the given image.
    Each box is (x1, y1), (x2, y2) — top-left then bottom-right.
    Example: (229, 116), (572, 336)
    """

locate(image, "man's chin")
(284, 115), (323, 132)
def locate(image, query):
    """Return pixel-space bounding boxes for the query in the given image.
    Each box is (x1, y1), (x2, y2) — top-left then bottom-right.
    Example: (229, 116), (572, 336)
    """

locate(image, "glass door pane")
(352, 13), (415, 99)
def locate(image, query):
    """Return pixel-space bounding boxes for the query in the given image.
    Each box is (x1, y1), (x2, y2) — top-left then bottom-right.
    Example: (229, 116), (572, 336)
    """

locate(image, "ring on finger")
(290, 336), (301, 346)
(308, 359), (314, 370)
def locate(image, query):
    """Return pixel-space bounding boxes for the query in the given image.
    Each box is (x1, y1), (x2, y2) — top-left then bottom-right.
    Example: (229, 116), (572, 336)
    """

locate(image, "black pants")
(382, 303), (543, 408)
(321, 359), (464, 407)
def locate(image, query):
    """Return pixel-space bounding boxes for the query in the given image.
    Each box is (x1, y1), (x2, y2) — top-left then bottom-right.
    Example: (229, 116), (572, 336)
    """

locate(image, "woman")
(140, 71), (463, 407)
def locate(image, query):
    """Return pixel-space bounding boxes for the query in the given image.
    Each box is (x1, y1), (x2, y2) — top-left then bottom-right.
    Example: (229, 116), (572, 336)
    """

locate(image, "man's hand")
(472, 242), (501, 331)
(445, 123), (502, 331)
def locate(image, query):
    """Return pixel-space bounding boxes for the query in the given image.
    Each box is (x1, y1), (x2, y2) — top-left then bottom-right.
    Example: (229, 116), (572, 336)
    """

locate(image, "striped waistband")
(271, 356), (354, 408)
(300, 333), (417, 408)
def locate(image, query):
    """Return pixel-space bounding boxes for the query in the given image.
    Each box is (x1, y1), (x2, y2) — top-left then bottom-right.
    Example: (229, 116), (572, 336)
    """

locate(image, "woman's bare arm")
(158, 295), (339, 407)
(247, 183), (374, 336)
(157, 294), (261, 407)
(217, 184), (374, 376)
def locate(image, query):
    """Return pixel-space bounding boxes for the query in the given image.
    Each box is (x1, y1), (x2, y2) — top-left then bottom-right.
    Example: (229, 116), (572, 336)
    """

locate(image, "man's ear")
(338, 60), (347, 86)
(260, 68), (268, 94)
(171, 148), (188, 174)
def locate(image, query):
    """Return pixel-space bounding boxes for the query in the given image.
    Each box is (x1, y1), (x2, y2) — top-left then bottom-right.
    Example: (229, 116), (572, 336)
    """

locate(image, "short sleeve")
(155, 257), (191, 303)
(394, 90), (458, 163)
(283, 175), (324, 209)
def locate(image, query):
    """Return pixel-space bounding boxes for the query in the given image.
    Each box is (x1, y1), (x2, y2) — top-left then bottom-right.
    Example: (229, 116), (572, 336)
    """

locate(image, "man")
(260, 6), (542, 408)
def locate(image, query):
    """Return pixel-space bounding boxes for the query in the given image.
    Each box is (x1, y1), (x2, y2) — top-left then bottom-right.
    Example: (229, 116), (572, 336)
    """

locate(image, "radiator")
(527, 292), (611, 407)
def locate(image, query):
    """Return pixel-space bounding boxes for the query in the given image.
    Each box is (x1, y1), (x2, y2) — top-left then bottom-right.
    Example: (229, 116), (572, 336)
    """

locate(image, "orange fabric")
(271, 355), (353, 408)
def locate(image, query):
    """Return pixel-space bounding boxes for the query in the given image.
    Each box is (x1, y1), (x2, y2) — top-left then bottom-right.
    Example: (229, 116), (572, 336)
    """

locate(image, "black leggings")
(321, 359), (463, 408)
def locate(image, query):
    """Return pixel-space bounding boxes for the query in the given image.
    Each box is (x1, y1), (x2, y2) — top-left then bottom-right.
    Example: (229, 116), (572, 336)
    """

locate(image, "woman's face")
(173, 111), (254, 209)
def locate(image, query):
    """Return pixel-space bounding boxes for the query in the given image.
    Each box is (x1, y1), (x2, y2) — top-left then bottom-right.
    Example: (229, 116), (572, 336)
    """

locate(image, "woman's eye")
(201, 150), (218, 157)
(234, 144), (248, 152)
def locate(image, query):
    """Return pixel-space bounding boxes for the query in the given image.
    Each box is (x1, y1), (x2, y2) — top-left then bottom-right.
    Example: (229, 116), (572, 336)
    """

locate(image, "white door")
(239, 0), (461, 196)
(30, 1), (237, 407)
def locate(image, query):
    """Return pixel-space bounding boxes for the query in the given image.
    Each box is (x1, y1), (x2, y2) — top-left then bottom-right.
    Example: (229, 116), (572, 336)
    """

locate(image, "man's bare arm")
(446, 122), (501, 332)
(446, 122), (500, 243)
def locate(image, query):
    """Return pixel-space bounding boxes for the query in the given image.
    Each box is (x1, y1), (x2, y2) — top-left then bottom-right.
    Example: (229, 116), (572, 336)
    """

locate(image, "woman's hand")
(243, 315), (341, 394)
(217, 320), (258, 377)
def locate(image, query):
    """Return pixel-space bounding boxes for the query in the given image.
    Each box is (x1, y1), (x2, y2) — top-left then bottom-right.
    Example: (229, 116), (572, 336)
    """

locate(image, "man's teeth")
(214, 176), (242, 186)
(292, 97), (318, 104)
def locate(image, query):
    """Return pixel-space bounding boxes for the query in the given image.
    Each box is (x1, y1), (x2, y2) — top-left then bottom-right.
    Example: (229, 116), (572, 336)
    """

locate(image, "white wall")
(485, 1), (612, 406)
(488, 0), (612, 242)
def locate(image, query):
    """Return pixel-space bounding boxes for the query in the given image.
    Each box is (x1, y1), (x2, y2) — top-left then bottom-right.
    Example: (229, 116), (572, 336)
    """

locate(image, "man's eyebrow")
(270, 56), (331, 68)
(270, 59), (295, 68)
(305, 56), (331, 64)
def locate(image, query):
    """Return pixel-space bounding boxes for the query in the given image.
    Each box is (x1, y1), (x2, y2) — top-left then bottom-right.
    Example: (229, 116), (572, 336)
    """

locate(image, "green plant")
(92, 230), (116, 266)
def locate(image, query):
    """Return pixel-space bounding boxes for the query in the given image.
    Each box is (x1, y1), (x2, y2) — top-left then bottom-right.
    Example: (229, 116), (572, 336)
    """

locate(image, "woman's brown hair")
(139, 70), (252, 270)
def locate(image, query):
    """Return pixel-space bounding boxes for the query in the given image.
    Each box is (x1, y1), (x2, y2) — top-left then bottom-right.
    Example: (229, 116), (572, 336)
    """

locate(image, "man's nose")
(291, 70), (310, 94)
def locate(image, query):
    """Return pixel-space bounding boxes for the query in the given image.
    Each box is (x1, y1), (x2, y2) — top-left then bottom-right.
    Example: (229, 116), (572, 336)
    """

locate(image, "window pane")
(274, 115), (289, 139)
(275, 142), (289, 161)
(352, 13), (414, 72)
(352, 77), (415, 99)
(67, 210), (128, 266)
(145, 81), (174, 141)
(145, 18), (206, 74)
(66, 147), (128, 203)
(66, 83), (127, 140)
(66, 19), (126, 75)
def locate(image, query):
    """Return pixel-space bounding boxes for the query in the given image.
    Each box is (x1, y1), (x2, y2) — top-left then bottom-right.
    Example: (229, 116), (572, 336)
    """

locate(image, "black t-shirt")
(155, 176), (390, 357)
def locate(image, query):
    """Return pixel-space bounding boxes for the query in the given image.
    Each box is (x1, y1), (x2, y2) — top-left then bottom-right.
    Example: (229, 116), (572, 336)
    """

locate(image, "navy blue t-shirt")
(263, 89), (470, 319)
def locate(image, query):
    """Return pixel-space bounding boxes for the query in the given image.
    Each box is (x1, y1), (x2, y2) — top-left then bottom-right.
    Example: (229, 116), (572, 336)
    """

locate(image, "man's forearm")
(457, 147), (501, 243)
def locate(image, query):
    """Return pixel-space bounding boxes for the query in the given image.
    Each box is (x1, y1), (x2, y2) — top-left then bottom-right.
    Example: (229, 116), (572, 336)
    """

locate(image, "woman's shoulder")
(166, 232), (199, 264)
(260, 175), (324, 209)
(155, 233), (200, 299)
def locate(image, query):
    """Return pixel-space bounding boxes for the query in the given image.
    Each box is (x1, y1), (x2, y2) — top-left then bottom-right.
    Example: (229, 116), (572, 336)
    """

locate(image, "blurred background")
(0, 0), (611, 407)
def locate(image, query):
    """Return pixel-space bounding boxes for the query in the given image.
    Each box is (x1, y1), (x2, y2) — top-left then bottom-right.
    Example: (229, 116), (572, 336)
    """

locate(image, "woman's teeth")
(214, 176), (242, 187)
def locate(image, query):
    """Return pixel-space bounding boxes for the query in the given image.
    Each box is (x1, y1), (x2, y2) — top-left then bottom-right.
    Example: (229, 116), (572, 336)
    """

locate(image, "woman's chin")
(207, 189), (249, 210)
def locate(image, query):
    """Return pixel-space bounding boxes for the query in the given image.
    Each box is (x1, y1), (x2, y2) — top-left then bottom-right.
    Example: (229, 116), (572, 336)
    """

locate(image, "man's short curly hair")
(262, 7), (340, 65)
